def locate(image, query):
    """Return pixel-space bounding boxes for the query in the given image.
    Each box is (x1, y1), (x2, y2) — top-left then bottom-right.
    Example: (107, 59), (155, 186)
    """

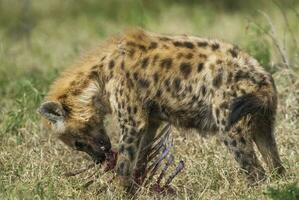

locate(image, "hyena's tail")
(227, 85), (285, 175)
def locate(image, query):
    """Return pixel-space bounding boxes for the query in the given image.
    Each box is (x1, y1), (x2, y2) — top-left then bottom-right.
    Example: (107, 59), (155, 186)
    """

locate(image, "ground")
(0, 1), (298, 199)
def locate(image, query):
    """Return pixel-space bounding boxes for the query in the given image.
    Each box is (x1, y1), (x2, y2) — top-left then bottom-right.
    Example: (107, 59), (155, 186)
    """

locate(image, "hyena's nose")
(100, 146), (105, 151)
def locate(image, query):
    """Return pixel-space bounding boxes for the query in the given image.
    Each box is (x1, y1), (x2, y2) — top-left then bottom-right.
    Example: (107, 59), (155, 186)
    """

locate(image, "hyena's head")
(38, 101), (111, 164)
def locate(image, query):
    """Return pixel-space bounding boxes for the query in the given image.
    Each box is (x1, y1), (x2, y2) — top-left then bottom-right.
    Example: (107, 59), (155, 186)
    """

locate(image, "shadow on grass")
(265, 183), (299, 200)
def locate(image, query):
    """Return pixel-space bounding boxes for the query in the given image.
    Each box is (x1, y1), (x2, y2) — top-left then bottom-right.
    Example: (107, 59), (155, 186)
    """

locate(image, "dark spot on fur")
(183, 41), (194, 49)
(176, 52), (183, 59)
(127, 41), (136, 47)
(152, 54), (159, 65)
(156, 89), (162, 97)
(101, 56), (106, 61)
(163, 44), (170, 49)
(197, 63), (204, 72)
(58, 94), (68, 101)
(141, 57), (149, 69)
(185, 53), (193, 59)
(70, 80), (77, 86)
(164, 78), (170, 88)
(173, 78), (181, 91)
(216, 108), (220, 118)
(188, 85), (192, 92)
(180, 62), (192, 78)
(108, 60), (115, 69)
(71, 89), (81, 96)
(213, 72), (223, 88)
(242, 160), (250, 170)
(197, 41), (208, 47)
(173, 41), (183, 47)
(224, 140), (228, 146)
(201, 85), (207, 96)
(127, 106), (131, 114)
(126, 137), (134, 144)
(120, 89), (124, 96)
(216, 59), (223, 64)
(240, 137), (246, 145)
(149, 42), (158, 49)
(127, 146), (135, 160)
(129, 49), (136, 58)
(133, 106), (138, 114)
(192, 95), (197, 101)
(159, 37), (170, 41)
(220, 102), (229, 109)
(228, 46), (239, 58)
(234, 70), (250, 82)
(153, 72), (159, 83)
(119, 145), (125, 153)
(133, 72), (139, 80)
(138, 44), (146, 52)
(91, 65), (98, 70)
(138, 78), (150, 88)
(121, 60), (125, 70)
(126, 72), (130, 79)
(211, 43), (220, 50)
(221, 119), (226, 126)
(236, 127), (242, 133)
(231, 140), (237, 147)
(160, 58), (172, 69)
(199, 54), (207, 59)
(173, 41), (194, 49)
(235, 151), (240, 158)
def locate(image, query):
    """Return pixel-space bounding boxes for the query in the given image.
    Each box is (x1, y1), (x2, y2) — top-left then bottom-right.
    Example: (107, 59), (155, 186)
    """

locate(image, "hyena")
(39, 29), (285, 192)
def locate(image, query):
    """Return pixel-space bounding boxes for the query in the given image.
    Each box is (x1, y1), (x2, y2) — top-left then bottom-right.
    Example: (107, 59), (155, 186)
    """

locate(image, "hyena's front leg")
(133, 120), (161, 185)
(111, 89), (149, 192)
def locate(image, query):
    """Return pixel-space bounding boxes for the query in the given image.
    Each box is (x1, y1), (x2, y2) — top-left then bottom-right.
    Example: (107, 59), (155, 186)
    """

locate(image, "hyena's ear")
(38, 101), (66, 123)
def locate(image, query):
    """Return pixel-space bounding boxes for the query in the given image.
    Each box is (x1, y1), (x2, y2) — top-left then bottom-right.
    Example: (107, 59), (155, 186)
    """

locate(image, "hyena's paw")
(115, 156), (139, 193)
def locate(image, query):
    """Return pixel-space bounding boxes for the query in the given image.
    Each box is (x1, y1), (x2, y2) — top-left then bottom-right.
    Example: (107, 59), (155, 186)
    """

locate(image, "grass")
(0, 0), (298, 199)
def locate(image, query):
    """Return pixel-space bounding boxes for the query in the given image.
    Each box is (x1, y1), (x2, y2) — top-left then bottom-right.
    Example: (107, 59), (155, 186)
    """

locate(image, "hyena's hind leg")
(221, 116), (266, 184)
(252, 114), (285, 176)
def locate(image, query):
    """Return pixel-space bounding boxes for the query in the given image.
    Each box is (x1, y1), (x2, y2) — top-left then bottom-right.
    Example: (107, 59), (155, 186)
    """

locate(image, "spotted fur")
(39, 29), (285, 191)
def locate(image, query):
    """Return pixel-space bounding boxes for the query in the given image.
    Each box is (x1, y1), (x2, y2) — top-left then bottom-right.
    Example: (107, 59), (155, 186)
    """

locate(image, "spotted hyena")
(39, 29), (285, 191)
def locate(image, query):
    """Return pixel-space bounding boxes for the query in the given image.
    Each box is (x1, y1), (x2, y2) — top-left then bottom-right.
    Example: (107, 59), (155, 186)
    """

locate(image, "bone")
(157, 155), (174, 185)
(152, 124), (171, 144)
(147, 143), (172, 173)
(148, 141), (167, 162)
(163, 160), (185, 187)
(148, 126), (171, 161)
(143, 124), (171, 152)
(144, 145), (172, 187)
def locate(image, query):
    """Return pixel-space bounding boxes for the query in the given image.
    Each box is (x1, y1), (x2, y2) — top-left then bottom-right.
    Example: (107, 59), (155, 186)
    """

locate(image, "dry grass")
(0, 1), (298, 199)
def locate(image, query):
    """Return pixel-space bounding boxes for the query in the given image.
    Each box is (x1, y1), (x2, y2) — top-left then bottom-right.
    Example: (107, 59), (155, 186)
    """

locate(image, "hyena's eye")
(74, 141), (87, 150)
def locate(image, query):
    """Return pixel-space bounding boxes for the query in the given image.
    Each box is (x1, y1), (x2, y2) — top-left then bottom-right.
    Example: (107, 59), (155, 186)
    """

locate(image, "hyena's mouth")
(92, 149), (117, 168)
(103, 150), (118, 171)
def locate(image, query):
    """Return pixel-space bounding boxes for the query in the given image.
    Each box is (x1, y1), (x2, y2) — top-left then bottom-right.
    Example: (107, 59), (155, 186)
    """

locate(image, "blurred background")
(0, 0), (298, 199)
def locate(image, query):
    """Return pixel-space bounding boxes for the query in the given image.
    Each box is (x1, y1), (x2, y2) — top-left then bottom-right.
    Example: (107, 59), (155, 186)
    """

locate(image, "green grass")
(0, 1), (298, 199)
